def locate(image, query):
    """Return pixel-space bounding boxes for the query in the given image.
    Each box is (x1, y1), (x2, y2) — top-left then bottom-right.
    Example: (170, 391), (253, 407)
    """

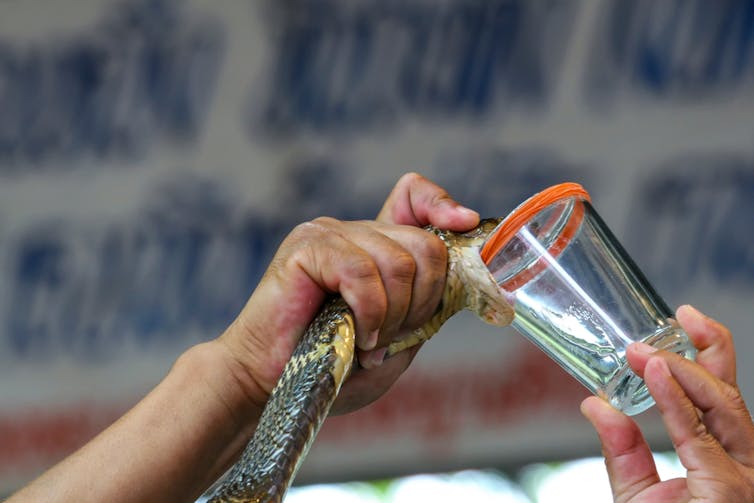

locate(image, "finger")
(625, 304), (736, 385)
(279, 219), (389, 352)
(647, 351), (754, 465)
(357, 346), (389, 370)
(377, 172), (479, 230)
(580, 396), (661, 500)
(376, 223), (448, 330)
(643, 357), (734, 474)
(676, 304), (737, 386)
(328, 220), (420, 347)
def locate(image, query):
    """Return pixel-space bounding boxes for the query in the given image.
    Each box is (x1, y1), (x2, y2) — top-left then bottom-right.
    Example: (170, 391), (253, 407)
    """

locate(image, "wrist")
(175, 338), (267, 426)
(164, 340), (267, 495)
(218, 296), (303, 408)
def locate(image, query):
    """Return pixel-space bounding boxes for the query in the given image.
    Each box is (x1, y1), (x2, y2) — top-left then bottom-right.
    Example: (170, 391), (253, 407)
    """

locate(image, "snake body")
(202, 219), (514, 502)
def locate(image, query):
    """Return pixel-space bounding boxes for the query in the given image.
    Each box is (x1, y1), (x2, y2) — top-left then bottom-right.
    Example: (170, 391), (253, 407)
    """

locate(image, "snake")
(201, 218), (515, 503)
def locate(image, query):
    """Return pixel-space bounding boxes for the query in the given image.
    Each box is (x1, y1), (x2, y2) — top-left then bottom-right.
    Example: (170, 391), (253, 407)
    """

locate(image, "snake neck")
(387, 218), (513, 356)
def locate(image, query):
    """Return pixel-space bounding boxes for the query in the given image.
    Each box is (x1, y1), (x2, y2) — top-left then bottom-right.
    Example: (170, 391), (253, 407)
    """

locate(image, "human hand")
(220, 173), (480, 415)
(581, 305), (754, 502)
(5, 173), (480, 503)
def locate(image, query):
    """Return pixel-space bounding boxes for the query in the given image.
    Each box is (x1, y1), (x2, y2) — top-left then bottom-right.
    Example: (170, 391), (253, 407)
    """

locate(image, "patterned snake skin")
(201, 219), (515, 503)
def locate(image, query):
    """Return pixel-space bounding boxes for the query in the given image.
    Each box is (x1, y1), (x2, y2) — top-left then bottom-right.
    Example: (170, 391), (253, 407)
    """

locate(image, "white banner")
(1, 0), (753, 493)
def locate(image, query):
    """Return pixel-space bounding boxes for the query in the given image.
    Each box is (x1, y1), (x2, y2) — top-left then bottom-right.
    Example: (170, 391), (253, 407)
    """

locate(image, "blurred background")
(1, 0), (753, 500)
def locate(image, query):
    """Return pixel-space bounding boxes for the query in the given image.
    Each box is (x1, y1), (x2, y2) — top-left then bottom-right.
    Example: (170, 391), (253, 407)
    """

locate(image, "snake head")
(439, 217), (515, 327)
(453, 245), (515, 327)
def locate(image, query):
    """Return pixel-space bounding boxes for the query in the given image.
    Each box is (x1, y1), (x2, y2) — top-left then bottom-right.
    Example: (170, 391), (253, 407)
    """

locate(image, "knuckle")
(309, 216), (340, 232)
(271, 242), (316, 283)
(283, 221), (337, 261)
(404, 236), (448, 324)
(423, 234), (449, 267)
(404, 231), (448, 273)
(398, 171), (424, 189)
(419, 236), (449, 288)
(271, 223), (321, 270)
(694, 419), (712, 441)
(388, 250), (417, 285)
(344, 253), (380, 283)
(721, 383), (748, 413)
(676, 426), (717, 462)
(430, 189), (453, 208)
(289, 219), (330, 242)
(286, 217), (346, 250)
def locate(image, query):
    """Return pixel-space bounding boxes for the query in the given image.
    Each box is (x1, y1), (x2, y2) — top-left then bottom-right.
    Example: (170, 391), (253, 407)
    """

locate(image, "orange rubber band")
(480, 182), (591, 266)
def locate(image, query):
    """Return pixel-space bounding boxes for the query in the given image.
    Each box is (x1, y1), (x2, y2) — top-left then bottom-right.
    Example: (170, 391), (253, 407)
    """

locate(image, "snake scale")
(201, 218), (515, 503)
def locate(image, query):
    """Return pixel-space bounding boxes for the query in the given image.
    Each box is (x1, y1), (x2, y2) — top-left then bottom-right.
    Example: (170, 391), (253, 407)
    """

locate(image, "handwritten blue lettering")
(627, 156), (754, 295)
(0, 0), (223, 169)
(3, 178), (270, 361)
(588, 0), (754, 101)
(255, 0), (575, 135)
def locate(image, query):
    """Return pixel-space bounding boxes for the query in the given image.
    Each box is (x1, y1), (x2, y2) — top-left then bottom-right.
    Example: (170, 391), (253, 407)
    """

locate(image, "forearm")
(8, 340), (263, 503)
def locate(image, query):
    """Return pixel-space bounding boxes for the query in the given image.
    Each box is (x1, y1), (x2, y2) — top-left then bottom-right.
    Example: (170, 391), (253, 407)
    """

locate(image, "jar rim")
(480, 182), (591, 266)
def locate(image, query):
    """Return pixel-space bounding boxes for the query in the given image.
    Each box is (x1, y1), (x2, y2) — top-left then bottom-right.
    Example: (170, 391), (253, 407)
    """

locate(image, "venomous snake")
(201, 218), (515, 502)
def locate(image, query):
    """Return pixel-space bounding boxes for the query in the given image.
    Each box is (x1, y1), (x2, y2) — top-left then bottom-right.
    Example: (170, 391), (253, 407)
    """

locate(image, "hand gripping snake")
(201, 218), (515, 503)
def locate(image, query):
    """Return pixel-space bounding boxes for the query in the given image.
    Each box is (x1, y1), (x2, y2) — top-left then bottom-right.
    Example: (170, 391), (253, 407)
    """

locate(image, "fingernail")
(369, 347), (388, 367)
(632, 342), (656, 354)
(682, 304), (704, 319)
(359, 330), (379, 351)
(457, 206), (480, 220)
